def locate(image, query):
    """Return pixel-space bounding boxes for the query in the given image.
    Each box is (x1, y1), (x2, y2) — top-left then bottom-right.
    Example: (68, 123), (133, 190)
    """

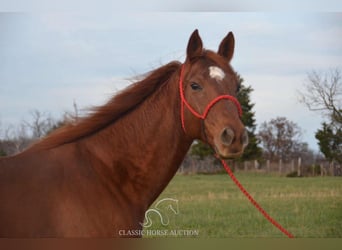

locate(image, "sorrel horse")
(0, 30), (248, 237)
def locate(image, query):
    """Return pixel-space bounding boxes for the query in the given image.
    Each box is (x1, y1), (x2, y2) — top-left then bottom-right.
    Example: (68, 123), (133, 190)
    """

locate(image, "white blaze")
(209, 66), (225, 81)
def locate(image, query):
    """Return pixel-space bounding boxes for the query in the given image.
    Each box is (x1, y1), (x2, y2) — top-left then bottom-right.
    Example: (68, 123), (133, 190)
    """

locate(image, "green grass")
(143, 173), (342, 238)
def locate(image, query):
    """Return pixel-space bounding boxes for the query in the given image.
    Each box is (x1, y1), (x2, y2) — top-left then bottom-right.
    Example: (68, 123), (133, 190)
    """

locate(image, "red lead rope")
(179, 64), (294, 238)
(219, 158), (294, 238)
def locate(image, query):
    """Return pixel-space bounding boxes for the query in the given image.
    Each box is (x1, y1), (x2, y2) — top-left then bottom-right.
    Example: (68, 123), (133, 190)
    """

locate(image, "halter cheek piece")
(178, 64), (243, 136)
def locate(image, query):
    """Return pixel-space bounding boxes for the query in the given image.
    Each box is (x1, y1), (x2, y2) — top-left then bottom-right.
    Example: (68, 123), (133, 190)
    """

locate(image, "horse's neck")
(83, 75), (192, 210)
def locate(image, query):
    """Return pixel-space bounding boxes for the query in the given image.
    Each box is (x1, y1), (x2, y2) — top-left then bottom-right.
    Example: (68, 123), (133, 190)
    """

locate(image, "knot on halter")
(179, 64), (243, 133)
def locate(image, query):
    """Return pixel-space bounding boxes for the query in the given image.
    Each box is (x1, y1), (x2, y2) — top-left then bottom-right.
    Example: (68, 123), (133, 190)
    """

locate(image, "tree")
(298, 68), (342, 163)
(0, 110), (58, 155)
(3, 123), (32, 154)
(23, 110), (56, 139)
(190, 140), (214, 160)
(315, 122), (342, 164)
(0, 103), (77, 156)
(0, 120), (6, 156)
(237, 78), (262, 161)
(298, 68), (342, 125)
(191, 74), (262, 161)
(258, 117), (303, 162)
(0, 148), (6, 157)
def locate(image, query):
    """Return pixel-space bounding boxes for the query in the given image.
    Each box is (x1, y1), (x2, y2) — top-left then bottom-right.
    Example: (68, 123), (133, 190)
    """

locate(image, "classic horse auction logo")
(140, 198), (179, 228)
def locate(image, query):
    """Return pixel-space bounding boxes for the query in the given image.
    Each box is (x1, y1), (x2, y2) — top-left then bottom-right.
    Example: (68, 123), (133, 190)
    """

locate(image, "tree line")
(0, 103), (78, 156)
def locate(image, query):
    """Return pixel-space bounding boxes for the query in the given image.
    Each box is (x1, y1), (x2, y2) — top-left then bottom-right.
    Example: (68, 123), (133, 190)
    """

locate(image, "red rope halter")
(179, 64), (242, 133)
(178, 64), (294, 238)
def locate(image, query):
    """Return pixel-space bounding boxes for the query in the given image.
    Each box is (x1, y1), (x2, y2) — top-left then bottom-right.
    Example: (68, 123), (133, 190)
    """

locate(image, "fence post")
(254, 160), (259, 169)
(312, 164), (315, 176)
(297, 157), (302, 177)
(267, 160), (270, 172)
(320, 163), (324, 176)
(279, 159), (282, 173)
(180, 163), (184, 174)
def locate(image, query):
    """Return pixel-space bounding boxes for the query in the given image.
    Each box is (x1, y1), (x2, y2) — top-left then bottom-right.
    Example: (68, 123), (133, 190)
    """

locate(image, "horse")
(0, 30), (248, 237)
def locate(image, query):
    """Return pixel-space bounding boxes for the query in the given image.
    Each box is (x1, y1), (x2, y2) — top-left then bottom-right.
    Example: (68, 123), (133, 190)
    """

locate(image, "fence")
(178, 155), (342, 177)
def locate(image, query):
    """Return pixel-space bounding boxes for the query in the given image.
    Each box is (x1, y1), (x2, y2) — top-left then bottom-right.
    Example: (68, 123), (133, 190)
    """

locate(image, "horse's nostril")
(220, 128), (234, 146)
(242, 129), (249, 147)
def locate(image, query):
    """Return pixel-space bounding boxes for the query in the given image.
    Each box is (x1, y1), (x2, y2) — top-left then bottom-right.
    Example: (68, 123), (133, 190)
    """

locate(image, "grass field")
(143, 173), (342, 238)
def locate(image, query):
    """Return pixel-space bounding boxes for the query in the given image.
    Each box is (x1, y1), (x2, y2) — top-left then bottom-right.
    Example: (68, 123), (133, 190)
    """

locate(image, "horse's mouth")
(213, 146), (244, 160)
(217, 151), (243, 160)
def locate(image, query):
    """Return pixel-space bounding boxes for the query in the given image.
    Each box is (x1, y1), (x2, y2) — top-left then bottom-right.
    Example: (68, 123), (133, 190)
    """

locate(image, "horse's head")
(180, 30), (248, 159)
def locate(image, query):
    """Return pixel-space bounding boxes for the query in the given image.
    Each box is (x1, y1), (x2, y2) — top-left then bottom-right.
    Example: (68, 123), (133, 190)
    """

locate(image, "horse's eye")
(190, 82), (202, 91)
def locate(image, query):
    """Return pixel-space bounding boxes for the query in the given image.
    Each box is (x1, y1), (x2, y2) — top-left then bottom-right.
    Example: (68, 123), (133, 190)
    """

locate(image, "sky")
(1, 9), (342, 151)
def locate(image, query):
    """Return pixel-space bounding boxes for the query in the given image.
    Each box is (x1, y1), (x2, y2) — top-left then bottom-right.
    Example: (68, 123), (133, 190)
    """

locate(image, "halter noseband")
(179, 64), (243, 135)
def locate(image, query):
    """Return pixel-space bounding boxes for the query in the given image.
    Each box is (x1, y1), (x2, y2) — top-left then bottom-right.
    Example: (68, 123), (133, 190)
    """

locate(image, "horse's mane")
(27, 61), (182, 152)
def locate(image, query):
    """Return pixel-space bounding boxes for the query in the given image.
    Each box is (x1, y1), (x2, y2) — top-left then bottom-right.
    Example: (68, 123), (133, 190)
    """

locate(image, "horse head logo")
(140, 198), (179, 228)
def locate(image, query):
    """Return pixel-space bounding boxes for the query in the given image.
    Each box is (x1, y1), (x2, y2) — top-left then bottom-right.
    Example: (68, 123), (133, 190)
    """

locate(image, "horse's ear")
(218, 32), (235, 62)
(186, 29), (203, 61)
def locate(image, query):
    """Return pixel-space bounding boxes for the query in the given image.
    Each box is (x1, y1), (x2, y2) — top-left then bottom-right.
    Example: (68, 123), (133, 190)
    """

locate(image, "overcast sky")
(1, 10), (342, 151)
